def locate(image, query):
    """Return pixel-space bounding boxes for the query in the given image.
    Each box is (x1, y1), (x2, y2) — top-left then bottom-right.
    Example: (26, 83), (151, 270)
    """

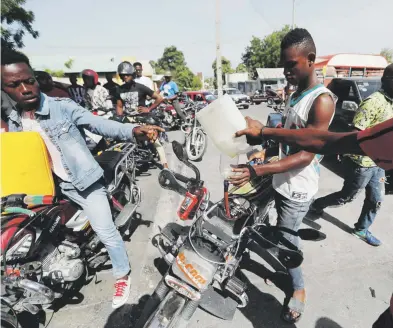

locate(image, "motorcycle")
(181, 103), (208, 162)
(135, 141), (325, 328)
(0, 143), (141, 327)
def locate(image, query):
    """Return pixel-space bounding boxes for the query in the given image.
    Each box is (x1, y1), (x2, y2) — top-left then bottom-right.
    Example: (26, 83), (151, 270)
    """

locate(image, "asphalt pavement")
(43, 103), (393, 328)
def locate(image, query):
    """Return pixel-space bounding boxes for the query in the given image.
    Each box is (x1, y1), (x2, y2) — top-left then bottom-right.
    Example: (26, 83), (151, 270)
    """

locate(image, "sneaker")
(112, 276), (131, 309)
(352, 229), (382, 246)
(308, 203), (324, 216)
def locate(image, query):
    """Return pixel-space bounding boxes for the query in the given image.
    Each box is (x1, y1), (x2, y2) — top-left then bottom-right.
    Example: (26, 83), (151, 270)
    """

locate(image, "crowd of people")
(1, 26), (393, 327)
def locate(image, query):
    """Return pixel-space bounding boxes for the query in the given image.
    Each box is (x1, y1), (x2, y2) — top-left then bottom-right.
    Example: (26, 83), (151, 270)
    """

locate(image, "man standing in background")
(68, 74), (85, 106)
(133, 62), (154, 90)
(35, 71), (70, 98)
(160, 71), (186, 121)
(103, 72), (119, 106)
(310, 64), (393, 246)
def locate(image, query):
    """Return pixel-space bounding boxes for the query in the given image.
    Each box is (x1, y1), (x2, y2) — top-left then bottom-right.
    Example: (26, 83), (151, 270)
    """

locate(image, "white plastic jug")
(196, 94), (250, 158)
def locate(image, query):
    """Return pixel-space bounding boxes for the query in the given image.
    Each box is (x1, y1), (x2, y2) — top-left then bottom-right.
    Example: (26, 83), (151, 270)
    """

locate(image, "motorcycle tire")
(142, 291), (186, 328)
(185, 129), (207, 162)
(1, 312), (18, 328)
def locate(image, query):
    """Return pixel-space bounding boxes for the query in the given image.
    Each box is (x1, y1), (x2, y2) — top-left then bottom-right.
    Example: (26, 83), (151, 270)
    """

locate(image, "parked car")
(328, 77), (381, 131)
(213, 88), (251, 109)
(250, 88), (283, 105)
(183, 91), (216, 104)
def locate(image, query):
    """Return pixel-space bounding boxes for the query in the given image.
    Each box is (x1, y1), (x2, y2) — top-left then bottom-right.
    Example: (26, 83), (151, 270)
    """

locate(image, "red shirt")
(357, 118), (393, 170)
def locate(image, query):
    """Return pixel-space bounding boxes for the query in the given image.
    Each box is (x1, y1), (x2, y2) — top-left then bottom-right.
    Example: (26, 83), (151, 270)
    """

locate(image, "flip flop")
(281, 297), (305, 323)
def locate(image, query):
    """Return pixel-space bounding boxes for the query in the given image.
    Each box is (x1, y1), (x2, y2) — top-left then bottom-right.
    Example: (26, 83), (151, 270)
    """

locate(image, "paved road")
(44, 103), (393, 328)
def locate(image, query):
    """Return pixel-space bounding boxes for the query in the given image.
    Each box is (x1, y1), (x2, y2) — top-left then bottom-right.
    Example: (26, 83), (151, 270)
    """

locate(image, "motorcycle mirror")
(158, 169), (187, 196)
(297, 228), (326, 241)
(171, 141), (201, 181)
(172, 141), (188, 162)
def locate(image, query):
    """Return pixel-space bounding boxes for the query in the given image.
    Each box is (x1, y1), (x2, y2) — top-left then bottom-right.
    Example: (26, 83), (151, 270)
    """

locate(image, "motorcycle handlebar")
(173, 172), (190, 184)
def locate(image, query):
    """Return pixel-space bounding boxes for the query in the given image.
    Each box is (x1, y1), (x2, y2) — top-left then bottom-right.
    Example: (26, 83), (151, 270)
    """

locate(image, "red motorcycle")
(0, 143), (140, 328)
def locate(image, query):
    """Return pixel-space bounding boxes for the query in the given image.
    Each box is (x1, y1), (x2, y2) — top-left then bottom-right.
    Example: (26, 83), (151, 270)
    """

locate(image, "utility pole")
(292, 0), (295, 30)
(215, 0), (223, 98)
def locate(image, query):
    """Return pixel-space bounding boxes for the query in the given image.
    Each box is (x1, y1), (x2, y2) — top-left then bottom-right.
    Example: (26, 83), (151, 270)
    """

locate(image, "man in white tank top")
(230, 28), (336, 323)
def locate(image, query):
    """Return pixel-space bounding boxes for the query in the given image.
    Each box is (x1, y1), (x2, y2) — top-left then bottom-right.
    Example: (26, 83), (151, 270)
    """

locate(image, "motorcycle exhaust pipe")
(18, 279), (55, 304)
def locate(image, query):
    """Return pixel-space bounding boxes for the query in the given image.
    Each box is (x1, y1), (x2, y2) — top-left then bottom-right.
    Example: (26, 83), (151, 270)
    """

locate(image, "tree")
(155, 46), (201, 90)
(242, 25), (291, 79)
(1, 0), (39, 49)
(149, 60), (157, 71)
(157, 46), (187, 73)
(235, 63), (248, 73)
(212, 56), (234, 87)
(44, 68), (64, 78)
(380, 48), (393, 63)
(64, 58), (74, 69)
(191, 75), (202, 91)
(204, 77), (214, 90)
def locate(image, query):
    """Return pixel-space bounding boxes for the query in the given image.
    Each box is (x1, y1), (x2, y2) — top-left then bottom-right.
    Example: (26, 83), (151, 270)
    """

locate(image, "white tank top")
(272, 84), (336, 202)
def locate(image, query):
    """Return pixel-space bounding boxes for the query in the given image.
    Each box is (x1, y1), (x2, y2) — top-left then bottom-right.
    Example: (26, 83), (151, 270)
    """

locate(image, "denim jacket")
(7, 93), (137, 191)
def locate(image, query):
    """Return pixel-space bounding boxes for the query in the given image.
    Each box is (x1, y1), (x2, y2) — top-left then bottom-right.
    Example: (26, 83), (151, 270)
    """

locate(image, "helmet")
(117, 61), (134, 75)
(164, 71), (172, 77)
(81, 69), (99, 85)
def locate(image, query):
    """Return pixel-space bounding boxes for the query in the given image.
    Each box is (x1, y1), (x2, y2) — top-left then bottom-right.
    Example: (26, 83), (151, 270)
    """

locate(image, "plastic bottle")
(196, 95), (250, 158)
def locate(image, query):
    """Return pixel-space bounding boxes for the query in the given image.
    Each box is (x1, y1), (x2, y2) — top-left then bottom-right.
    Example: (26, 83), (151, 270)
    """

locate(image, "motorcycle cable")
(1, 297), (19, 328)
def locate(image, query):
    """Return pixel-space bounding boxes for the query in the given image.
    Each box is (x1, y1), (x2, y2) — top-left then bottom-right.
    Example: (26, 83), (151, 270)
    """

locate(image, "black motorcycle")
(135, 141), (325, 328)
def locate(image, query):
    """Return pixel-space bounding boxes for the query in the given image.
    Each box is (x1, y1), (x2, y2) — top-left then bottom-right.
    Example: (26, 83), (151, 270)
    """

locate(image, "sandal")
(281, 297), (305, 323)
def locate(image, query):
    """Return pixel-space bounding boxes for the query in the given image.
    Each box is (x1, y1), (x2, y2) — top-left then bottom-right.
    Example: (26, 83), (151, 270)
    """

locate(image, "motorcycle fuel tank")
(172, 239), (222, 290)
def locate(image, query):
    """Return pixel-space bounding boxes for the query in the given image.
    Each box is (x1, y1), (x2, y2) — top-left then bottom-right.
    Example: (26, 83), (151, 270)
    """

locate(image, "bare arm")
(254, 93), (335, 176)
(148, 92), (164, 111)
(116, 99), (124, 116)
(230, 93), (335, 186)
(262, 128), (363, 155)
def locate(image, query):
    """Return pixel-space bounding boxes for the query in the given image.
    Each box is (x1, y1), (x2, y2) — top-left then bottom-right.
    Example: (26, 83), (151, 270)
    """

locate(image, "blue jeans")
(275, 192), (312, 291)
(60, 181), (131, 279)
(313, 157), (385, 231)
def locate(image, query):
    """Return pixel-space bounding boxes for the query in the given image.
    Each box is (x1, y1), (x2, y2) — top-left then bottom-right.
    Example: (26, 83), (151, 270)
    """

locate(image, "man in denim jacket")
(1, 48), (163, 309)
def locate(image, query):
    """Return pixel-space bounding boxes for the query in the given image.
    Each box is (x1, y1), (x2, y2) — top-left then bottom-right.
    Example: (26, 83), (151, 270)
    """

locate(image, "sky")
(22, 0), (393, 77)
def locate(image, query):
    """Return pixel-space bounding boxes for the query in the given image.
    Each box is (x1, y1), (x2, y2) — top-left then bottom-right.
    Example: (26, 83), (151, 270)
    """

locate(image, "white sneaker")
(112, 276), (131, 309)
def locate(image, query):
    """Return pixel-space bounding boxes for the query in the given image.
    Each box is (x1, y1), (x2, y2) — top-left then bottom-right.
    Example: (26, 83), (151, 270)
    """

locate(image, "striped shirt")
(68, 85), (86, 106)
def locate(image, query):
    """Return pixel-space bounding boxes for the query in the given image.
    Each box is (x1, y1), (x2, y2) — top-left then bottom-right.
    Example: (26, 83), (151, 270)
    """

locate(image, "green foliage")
(235, 63), (248, 73)
(242, 25), (290, 79)
(380, 48), (393, 63)
(64, 58), (74, 69)
(149, 60), (157, 71)
(191, 75), (202, 91)
(44, 68), (64, 78)
(156, 46), (201, 90)
(157, 46), (187, 72)
(204, 77), (214, 90)
(1, 0), (39, 49)
(212, 56), (234, 87)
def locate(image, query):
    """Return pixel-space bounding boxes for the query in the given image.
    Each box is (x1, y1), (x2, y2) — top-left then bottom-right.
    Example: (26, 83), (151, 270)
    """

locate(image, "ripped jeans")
(313, 157), (385, 231)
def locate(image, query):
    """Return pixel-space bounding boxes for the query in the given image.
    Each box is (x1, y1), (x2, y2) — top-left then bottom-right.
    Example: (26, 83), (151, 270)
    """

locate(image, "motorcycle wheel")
(267, 98), (275, 107)
(142, 291), (186, 328)
(1, 312), (18, 328)
(185, 129), (207, 162)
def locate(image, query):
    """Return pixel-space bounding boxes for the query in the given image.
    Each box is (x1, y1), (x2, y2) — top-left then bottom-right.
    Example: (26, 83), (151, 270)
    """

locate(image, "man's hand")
(137, 106), (150, 114)
(228, 166), (251, 187)
(235, 116), (264, 138)
(133, 125), (165, 143)
(235, 116), (265, 146)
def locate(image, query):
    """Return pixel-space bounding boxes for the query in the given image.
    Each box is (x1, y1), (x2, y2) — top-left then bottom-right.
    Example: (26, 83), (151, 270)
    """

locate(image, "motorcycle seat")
(94, 151), (124, 183)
